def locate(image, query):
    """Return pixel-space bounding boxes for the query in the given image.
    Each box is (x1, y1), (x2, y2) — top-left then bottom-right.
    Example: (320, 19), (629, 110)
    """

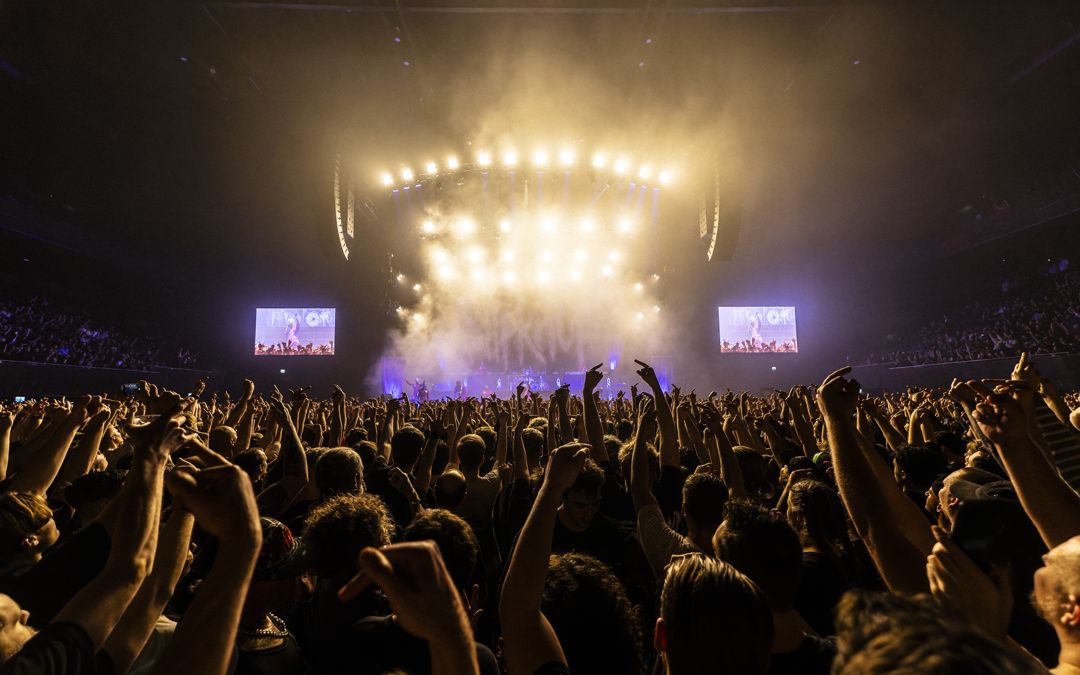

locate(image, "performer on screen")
(748, 312), (763, 351)
(285, 314), (301, 351)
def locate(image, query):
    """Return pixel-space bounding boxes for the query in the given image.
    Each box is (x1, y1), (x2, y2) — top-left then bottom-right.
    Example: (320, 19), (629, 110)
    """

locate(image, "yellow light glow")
(638, 165), (651, 180)
(381, 173), (394, 186)
(580, 218), (595, 233)
(425, 161), (438, 175)
(533, 148), (548, 167)
(412, 283), (421, 291)
(447, 156), (460, 170)
(541, 217), (557, 233)
(396, 273), (405, 282)
(412, 313), (425, 324)
(471, 268), (488, 282)
(618, 218), (633, 233)
(636, 312), (645, 320)
(436, 265), (454, 280)
(401, 167), (414, 182)
(652, 273), (660, 281)
(432, 248), (449, 263)
(395, 306), (404, 313)
(503, 149), (518, 167)
(633, 282), (643, 292)
(601, 265), (614, 278)
(477, 151), (492, 167)
(541, 250), (552, 262)
(573, 249), (587, 262)
(559, 148), (575, 166)
(613, 158), (630, 175)
(502, 270), (517, 285)
(608, 250), (621, 262)
(591, 153), (607, 169)
(421, 220), (436, 234)
(457, 217), (476, 237)
(501, 249), (516, 263)
(654, 305), (661, 312)
(499, 219), (511, 232)
(537, 271), (551, 285)
(466, 246), (485, 263)
(658, 169), (673, 185)
(571, 270), (582, 281)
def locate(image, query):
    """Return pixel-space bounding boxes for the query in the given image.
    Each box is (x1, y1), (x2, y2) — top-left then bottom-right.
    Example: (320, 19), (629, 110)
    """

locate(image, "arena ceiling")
(3, 1), (1080, 275)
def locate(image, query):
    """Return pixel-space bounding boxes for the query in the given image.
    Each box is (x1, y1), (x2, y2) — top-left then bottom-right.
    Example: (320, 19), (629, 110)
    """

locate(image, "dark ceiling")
(2, 2), (1079, 329)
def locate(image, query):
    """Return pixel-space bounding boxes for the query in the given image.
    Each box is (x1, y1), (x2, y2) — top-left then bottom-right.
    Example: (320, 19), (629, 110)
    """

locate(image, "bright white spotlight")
(573, 249), (587, 262)
(412, 283), (422, 292)
(654, 305), (661, 312)
(618, 218), (633, 233)
(591, 153), (607, 169)
(541, 217), (557, 233)
(503, 149), (518, 167)
(533, 148), (548, 167)
(540, 250), (552, 262)
(636, 311), (645, 320)
(500, 249), (516, 263)
(571, 269), (582, 281)
(502, 270), (517, 285)
(477, 151), (492, 167)
(456, 217), (476, 237)
(613, 157), (630, 175)
(396, 273), (405, 283)
(412, 313), (425, 324)
(537, 271), (551, 285)
(658, 169), (673, 185)
(436, 265), (455, 280)
(499, 219), (511, 233)
(559, 148), (575, 166)
(381, 173), (394, 187)
(395, 306), (404, 314)
(580, 218), (595, 233)
(608, 250), (621, 262)
(425, 161), (438, 175)
(432, 248), (449, 263)
(447, 156), (460, 170)
(471, 267), (488, 282)
(633, 282), (643, 292)
(401, 167), (414, 182)
(601, 265), (614, 278)
(421, 220), (436, 234)
(466, 246), (485, 263)
(638, 165), (651, 180)
(652, 273), (660, 281)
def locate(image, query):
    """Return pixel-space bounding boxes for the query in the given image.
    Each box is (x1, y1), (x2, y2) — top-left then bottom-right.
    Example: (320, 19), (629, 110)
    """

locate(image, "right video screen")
(718, 306), (798, 353)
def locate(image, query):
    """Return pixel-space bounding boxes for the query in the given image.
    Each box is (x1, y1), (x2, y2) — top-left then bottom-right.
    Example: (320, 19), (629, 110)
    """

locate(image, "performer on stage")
(748, 312), (763, 350)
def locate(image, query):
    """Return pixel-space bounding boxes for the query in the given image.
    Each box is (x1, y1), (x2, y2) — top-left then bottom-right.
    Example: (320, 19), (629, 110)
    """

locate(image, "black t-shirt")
(793, 551), (848, 637)
(236, 634), (307, 675)
(0, 524), (110, 629)
(348, 615), (499, 675)
(1, 622), (102, 675)
(364, 457), (415, 531)
(766, 635), (835, 675)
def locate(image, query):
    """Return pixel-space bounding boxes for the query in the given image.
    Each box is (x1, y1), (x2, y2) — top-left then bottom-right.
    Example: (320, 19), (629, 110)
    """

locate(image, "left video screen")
(254, 308), (336, 356)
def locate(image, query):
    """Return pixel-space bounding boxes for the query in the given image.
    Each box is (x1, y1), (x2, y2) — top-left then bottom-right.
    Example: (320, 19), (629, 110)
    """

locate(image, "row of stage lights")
(380, 149), (675, 189)
(418, 214), (638, 238)
(394, 302), (661, 325)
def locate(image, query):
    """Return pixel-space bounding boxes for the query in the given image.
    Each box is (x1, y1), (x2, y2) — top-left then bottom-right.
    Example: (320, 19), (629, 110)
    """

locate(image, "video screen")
(254, 308), (336, 356)
(718, 306), (797, 353)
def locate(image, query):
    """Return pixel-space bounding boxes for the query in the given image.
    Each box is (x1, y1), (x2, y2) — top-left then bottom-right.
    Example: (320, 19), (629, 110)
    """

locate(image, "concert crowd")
(0, 297), (200, 371)
(862, 264), (1080, 367)
(1, 355), (1079, 675)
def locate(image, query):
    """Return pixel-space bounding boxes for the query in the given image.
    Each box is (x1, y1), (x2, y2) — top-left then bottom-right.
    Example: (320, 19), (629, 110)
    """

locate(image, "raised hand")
(583, 364), (604, 392)
(542, 443), (590, 495)
(968, 381), (1029, 448)
(338, 541), (474, 656)
(926, 526), (1011, 637)
(816, 366), (859, 419)
(165, 464), (260, 545)
(634, 359), (660, 390)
